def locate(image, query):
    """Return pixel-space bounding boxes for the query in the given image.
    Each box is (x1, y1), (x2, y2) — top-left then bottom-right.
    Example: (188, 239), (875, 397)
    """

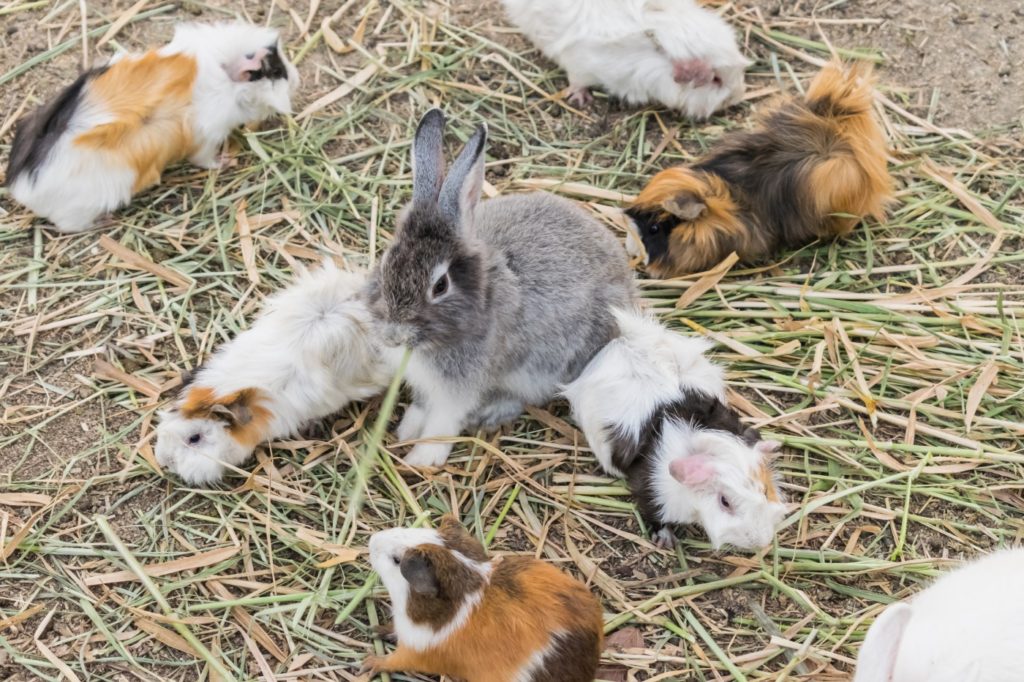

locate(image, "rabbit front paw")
(396, 405), (426, 441)
(404, 442), (452, 468)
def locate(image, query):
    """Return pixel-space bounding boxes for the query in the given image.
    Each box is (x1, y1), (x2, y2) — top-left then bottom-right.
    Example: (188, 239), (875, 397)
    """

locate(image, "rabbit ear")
(438, 123), (487, 228)
(412, 109), (447, 206)
(854, 602), (911, 682)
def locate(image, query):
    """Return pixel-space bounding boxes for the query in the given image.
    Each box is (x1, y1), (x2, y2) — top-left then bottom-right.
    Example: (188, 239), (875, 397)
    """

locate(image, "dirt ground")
(1, 1), (1023, 681)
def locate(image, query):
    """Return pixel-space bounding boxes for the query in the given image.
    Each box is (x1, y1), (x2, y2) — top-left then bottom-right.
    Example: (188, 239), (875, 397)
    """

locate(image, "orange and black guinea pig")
(625, 61), (893, 278)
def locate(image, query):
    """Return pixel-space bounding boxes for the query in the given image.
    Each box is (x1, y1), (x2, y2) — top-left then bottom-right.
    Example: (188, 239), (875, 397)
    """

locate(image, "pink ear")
(755, 440), (782, 457)
(672, 58), (715, 87)
(669, 454), (715, 487)
(227, 48), (269, 82)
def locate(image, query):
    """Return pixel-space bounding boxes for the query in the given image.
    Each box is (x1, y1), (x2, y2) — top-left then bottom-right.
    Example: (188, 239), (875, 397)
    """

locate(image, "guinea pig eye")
(648, 224), (660, 234)
(245, 52), (255, 60)
(187, 433), (202, 445)
(392, 554), (401, 566)
(430, 272), (450, 301)
(719, 494), (733, 512)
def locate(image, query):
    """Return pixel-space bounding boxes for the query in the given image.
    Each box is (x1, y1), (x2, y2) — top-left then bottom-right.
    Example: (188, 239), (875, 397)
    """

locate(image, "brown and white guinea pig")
(625, 62), (892, 277)
(6, 21), (298, 234)
(562, 308), (785, 550)
(366, 515), (604, 682)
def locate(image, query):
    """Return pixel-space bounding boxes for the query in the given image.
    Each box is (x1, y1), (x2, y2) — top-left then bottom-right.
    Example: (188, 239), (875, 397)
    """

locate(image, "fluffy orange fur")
(367, 556), (604, 681)
(74, 52), (197, 192)
(628, 61), (893, 277)
(179, 386), (272, 448)
(758, 463), (780, 503)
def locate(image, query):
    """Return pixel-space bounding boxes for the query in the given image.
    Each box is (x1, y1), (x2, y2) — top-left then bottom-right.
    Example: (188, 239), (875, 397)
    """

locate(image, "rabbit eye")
(719, 495), (733, 512)
(430, 273), (450, 301)
(188, 433), (202, 445)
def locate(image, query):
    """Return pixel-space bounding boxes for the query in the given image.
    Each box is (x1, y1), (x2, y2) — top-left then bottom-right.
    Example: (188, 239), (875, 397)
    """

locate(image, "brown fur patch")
(74, 51), (197, 192)
(178, 386), (272, 448)
(758, 463), (781, 503)
(437, 515), (488, 562)
(372, 534), (604, 681)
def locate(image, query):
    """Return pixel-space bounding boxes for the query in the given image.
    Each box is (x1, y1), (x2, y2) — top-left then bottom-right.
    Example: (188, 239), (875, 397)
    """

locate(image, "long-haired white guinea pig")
(562, 308), (785, 550)
(854, 547), (1024, 682)
(499, 0), (749, 117)
(155, 261), (392, 485)
(6, 21), (298, 233)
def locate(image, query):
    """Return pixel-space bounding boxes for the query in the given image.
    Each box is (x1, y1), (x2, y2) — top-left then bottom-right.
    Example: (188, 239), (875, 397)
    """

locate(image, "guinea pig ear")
(224, 47), (270, 83)
(438, 515), (488, 562)
(661, 191), (707, 222)
(399, 548), (440, 597)
(412, 109), (447, 206)
(438, 123), (487, 230)
(755, 440), (782, 459)
(740, 427), (761, 446)
(669, 454), (716, 488)
(854, 603), (911, 682)
(208, 397), (253, 427)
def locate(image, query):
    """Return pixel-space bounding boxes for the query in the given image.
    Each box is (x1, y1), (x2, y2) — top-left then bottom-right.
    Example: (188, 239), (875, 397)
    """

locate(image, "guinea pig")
(6, 21), (299, 233)
(562, 308), (785, 550)
(854, 547), (1024, 682)
(366, 515), (604, 682)
(625, 61), (892, 277)
(499, 0), (749, 117)
(155, 261), (392, 486)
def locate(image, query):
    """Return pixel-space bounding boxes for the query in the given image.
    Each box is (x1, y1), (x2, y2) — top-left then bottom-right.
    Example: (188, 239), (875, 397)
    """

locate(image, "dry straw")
(1, 0), (1022, 680)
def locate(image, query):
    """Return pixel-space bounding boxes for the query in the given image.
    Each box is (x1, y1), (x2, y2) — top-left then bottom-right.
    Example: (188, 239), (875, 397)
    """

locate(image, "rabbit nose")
(380, 324), (413, 347)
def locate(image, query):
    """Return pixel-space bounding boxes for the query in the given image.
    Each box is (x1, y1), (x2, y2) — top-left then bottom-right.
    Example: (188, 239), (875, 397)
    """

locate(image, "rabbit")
(854, 547), (1024, 682)
(499, 0), (749, 118)
(6, 21), (299, 233)
(155, 261), (392, 486)
(626, 61), (893, 277)
(562, 308), (785, 550)
(365, 515), (604, 682)
(366, 108), (635, 468)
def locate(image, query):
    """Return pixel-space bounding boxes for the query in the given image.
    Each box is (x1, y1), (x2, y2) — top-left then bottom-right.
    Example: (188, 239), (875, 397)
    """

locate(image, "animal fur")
(6, 21), (298, 233)
(562, 309), (785, 549)
(155, 262), (392, 485)
(626, 61), (893, 277)
(367, 516), (604, 682)
(499, 0), (748, 117)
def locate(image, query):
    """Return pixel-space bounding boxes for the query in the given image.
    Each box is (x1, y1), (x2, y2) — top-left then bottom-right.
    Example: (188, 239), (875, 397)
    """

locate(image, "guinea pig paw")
(652, 528), (677, 550)
(566, 85), (593, 108)
(358, 655), (384, 675)
(371, 623), (396, 642)
(404, 442), (451, 468)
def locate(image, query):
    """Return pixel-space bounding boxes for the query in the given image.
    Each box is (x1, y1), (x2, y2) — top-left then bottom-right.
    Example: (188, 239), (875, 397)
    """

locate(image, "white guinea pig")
(562, 308), (785, 550)
(854, 547), (1024, 682)
(499, 0), (749, 118)
(155, 261), (392, 485)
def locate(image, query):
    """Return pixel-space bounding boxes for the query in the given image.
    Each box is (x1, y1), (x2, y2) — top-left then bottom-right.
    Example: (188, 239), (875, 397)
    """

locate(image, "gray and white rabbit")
(367, 109), (634, 467)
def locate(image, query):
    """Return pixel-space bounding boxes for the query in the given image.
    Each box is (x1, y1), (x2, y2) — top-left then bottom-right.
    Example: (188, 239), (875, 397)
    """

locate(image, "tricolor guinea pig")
(625, 62), (892, 277)
(155, 262), (392, 486)
(500, 0), (748, 117)
(562, 308), (785, 550)
(366, 515), (604, 682)
(855, 548), (1024, 682)
(6, 21), (298, 233)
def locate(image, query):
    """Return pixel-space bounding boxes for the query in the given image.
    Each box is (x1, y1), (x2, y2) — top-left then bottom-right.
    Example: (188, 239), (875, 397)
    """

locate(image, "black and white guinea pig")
(6, 21), (298, 233)
(366, 515), (604, 682)
(563, 308), (785, 550)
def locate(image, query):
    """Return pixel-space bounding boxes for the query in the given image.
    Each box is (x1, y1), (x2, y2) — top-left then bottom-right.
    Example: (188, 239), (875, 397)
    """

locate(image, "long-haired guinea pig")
(855, 548), (1024, 682)
(366, 515), (604, 682)
(155, 261), (392, 486)
(626, 61), (892, 277)
(6, 21), (298, 233)
(562, 308), (785, 550)
(500, 0), (748, 117)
